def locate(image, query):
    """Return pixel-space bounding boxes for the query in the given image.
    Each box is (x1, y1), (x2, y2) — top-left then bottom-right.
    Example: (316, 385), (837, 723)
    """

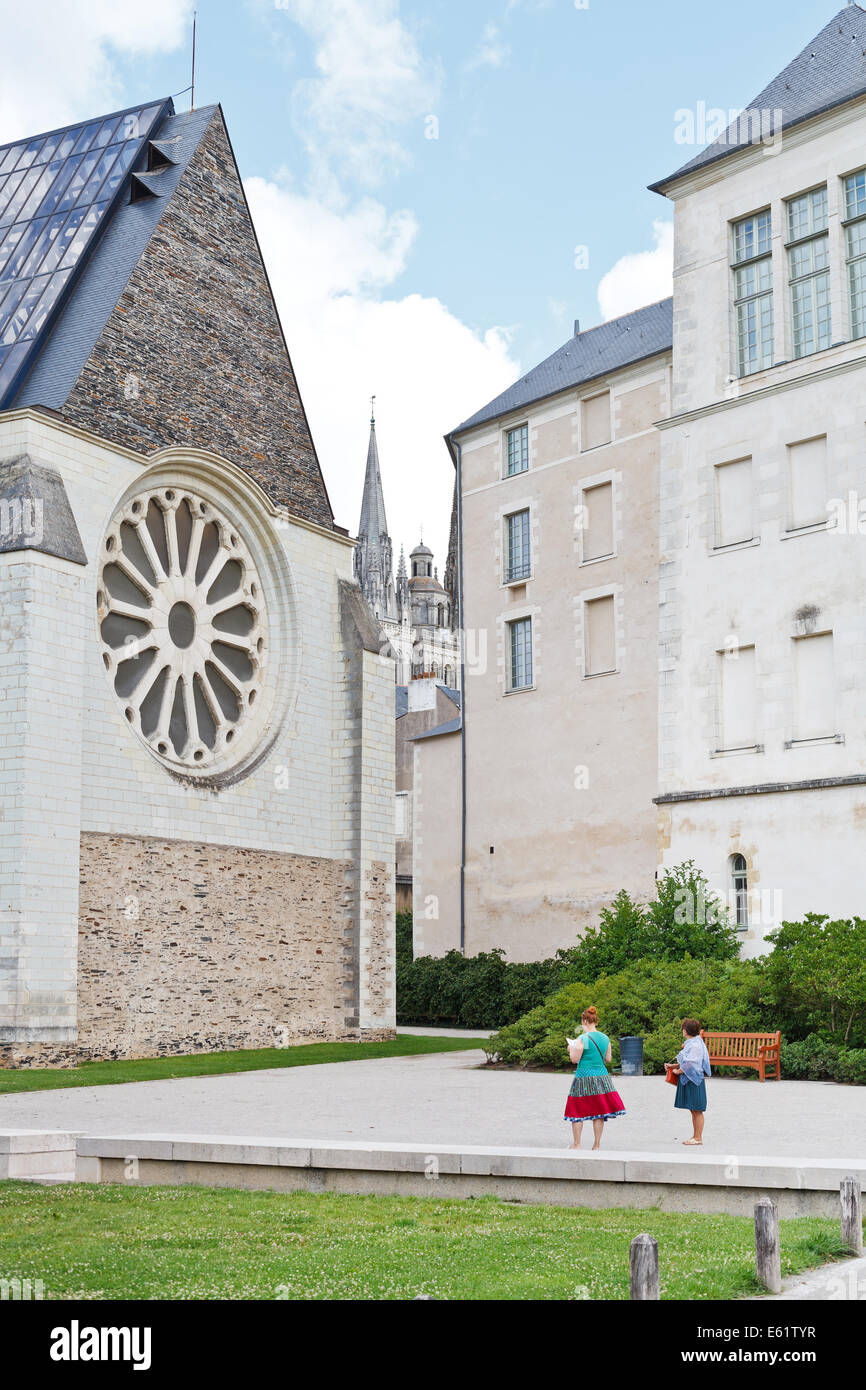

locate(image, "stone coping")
(73, 1134), (866, 1191)
(0, 1130), (77, 1154)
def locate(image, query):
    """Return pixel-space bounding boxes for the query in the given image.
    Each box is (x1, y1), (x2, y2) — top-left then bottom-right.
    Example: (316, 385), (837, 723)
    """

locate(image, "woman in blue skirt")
(672, 1018), (710, 1145)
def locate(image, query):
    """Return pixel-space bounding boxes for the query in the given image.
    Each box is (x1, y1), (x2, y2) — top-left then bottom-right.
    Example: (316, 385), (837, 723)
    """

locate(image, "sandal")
(682, 1138), (702, 1145)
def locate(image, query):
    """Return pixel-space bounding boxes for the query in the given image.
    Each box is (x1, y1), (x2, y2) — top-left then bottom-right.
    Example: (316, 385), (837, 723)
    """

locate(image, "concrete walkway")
(1, 1048), (864, 1159)
(752, 1254), (866, 1300)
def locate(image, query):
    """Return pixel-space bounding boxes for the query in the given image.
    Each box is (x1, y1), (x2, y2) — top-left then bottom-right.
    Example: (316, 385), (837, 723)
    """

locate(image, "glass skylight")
(0, 101), (168, 406)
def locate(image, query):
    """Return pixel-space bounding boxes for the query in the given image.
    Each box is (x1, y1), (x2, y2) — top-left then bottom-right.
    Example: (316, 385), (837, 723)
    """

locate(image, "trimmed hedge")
(396, 948), (567, 1031)
(780, 1038), (866, 1085)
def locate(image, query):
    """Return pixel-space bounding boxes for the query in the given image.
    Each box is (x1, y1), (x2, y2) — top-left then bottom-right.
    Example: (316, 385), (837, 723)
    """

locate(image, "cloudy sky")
(0, 0), (835, 561)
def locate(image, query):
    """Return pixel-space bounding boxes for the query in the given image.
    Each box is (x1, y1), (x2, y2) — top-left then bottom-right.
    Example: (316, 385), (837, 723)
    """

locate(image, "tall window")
(844, 169), (866, 339)
(505, 423), (529, 476)
(732, 210), (774, 376)
(508, 617), (533, 690)
(505, 509), (531, 582)
(786, 187), (831, 358)
(730, 854), (749, 929)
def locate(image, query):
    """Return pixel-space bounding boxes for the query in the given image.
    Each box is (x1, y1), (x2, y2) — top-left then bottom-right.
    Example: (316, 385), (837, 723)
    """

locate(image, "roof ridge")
(652, 6), (866, 191)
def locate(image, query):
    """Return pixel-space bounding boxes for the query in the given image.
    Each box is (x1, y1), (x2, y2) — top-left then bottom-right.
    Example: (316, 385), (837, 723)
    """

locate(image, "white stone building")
(414, 5), (866, 961)
(0, 97), (395, 1062)
(653, 4), (866, 954)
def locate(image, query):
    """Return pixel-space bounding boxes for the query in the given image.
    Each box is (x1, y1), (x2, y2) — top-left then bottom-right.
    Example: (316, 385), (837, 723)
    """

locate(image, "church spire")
(355, 399), (395, 620)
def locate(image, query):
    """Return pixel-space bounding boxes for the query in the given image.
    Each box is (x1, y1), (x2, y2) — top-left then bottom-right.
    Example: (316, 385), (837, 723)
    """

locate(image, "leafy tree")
(765, 915), (866, 1045)
(645, 861), (740, 961)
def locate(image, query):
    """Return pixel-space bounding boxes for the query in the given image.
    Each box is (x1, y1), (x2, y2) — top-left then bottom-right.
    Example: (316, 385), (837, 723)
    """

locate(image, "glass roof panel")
(0, 99), (169, 407)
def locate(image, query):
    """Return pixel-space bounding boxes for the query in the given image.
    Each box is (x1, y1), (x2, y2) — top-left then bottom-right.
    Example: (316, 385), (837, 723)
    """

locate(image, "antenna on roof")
(190, 8), (197, 111)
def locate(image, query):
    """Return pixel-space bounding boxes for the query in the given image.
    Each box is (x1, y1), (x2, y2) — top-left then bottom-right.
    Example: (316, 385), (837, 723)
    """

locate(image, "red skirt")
(564, 1090), (626, 1122)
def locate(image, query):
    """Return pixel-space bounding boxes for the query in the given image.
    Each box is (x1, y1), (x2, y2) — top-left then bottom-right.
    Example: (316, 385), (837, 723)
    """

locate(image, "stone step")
(0, 1131), (77, 1180)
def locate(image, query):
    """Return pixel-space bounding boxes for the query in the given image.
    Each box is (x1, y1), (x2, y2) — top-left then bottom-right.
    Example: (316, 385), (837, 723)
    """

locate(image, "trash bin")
(619, 1035), (644, 1076)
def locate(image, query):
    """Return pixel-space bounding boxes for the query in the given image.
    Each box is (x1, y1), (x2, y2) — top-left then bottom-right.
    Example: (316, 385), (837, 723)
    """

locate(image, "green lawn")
(0, 1034), (487, 1095)
(0, 1181), (850, 1300)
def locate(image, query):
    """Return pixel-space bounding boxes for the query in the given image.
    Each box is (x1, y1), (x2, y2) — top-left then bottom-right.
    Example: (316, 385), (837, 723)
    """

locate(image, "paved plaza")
(0, 1045), (862, 1160)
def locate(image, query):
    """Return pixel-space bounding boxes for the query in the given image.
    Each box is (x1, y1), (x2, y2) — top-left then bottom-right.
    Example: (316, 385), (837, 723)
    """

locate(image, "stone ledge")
(70, 1135), (866, 1216)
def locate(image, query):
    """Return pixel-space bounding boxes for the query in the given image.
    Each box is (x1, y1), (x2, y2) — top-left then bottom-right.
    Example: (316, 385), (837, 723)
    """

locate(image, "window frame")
(731, 209), (774, 378)
(785, 186), (831, 360)
(504, 422), (529, 478)
(843, 168), (866, 341)
(506, 615), (534, 692)
(730, 853), (749, 930)
(503, 507), (532, 585)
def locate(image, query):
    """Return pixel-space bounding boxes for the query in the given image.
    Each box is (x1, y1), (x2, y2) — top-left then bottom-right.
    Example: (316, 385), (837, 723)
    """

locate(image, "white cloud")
(279, 0), (440, 191)
(0, 0), (193, 142)
(249, 1), (519, 561)
(246, 177), (519, 562)
(465, 23), (510, 73)
(597, 220), (674, 321)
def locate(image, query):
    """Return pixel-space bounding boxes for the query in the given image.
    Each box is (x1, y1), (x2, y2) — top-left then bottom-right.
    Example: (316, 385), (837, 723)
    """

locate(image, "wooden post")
(629, 1233), (659, 1300)
(841, 1177), (863, 1256)
(754, 1196), (782, 1293)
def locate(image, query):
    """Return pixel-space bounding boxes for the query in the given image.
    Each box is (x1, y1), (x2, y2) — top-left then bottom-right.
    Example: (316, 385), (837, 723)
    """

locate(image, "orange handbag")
(664, 1063), (679, 1086)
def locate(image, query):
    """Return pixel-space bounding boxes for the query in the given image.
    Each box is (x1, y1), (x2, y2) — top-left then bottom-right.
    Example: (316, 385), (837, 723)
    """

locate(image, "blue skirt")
(674, 1078), (707, 1111)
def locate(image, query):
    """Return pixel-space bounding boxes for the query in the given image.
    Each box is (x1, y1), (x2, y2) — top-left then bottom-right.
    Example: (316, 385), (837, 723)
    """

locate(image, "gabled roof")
(0, 99), (173, 407)
(450, 298), (673, 436)
(652, 5), (866, 193)
(14, 103), (216, 411)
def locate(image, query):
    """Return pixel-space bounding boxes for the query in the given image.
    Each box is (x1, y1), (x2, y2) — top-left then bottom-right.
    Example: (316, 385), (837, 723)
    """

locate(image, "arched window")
(730, 853), (749, 928)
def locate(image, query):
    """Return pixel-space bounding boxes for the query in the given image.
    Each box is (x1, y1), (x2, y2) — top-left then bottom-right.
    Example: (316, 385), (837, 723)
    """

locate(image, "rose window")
(98, 486), (266, 773)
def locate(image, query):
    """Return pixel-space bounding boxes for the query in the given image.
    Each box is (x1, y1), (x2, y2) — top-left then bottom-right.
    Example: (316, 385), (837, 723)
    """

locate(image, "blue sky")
(0, 0), (845, 559)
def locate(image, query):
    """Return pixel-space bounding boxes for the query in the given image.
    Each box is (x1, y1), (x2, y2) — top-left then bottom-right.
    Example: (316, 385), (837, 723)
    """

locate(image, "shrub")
(396, 948), (566, 1030)
(781, 1037), (866, 1084)
(765, 915), (866, 1048)
(485, 957), (774, 1073)
(395, 911), (413, 967)
(397, 863), (744, 1030)
(555, 864), (740, 985)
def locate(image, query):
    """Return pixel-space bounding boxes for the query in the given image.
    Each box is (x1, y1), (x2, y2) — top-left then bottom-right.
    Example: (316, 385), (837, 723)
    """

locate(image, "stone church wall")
(0, 410), (396, 1064)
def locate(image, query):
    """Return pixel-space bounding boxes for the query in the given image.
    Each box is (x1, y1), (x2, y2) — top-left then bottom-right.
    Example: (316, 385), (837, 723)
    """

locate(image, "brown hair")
(682, 1018), (701, 1037)
(582, 1006), (598, 1026)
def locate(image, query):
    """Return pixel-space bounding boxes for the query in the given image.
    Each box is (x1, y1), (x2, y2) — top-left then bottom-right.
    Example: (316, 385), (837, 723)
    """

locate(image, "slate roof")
(652, 5), (866, 192)
(451, 298), (673, 436)
(409, 717), (461, 741)
(0, 99), (179, 408)
(7, 102), (216, 411)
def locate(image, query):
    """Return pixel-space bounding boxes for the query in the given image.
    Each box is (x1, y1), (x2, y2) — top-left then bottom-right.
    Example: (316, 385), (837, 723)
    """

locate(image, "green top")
(574, 1030), (610, 1077)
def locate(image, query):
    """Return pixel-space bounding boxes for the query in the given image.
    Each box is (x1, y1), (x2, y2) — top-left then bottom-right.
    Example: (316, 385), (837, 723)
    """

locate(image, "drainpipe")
(446, 431), (467, 955)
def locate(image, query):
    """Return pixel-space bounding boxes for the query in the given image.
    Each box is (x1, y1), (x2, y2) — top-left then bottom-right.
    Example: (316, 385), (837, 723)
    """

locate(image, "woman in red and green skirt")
(564, 1005), (626, 1149)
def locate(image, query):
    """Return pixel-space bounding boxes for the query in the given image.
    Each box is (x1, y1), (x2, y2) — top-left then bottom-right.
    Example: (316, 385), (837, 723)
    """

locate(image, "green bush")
(558, 863), (739, 983)
(397, 862), (741, 1030)
(765, 915), (866, 1048)
(395, 911), (413, 968)
(485, 957), (775, 1073)
(396, 947), (566, 1030)
(781, 1037), (866, 1084)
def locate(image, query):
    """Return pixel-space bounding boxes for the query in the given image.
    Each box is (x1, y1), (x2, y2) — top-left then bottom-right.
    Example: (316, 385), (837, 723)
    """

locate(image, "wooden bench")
(701, 1030), (781, 1082)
